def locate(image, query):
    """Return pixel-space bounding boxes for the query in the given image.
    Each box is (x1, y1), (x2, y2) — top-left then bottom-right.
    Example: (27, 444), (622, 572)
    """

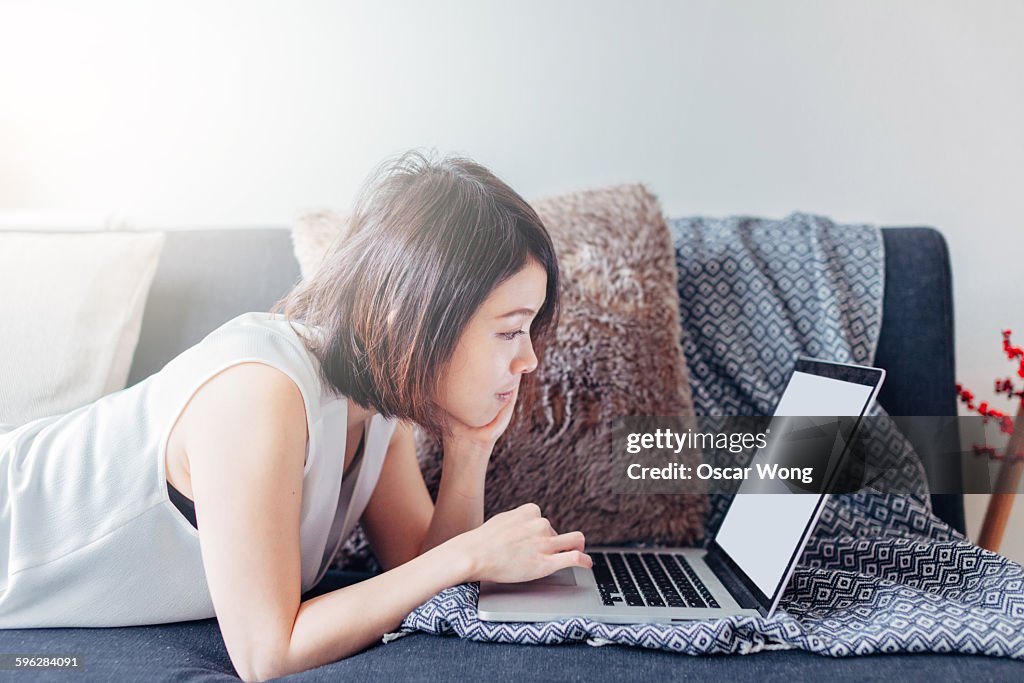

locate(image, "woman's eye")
(498, 329), (526, 341)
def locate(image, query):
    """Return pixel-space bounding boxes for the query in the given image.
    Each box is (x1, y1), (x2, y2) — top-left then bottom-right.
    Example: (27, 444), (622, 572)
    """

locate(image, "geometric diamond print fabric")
(671, 212), (926, 538)
(673, 212), (884, 418)
(396, 213), (1024, 660)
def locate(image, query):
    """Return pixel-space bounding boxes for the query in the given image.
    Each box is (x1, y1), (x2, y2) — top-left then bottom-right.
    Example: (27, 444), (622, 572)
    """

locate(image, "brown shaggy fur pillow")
(290, 183), (706, 570)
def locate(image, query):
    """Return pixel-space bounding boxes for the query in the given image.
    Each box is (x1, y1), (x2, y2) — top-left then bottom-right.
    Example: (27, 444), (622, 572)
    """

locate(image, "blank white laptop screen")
(714, 370), (877, 598)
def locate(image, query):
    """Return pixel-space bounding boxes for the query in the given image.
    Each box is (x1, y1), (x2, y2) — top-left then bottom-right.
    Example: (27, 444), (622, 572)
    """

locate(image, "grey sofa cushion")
(126, 228), (301, 387)
(3, 623), (1022, 682)
(2, 568), (1020, 681)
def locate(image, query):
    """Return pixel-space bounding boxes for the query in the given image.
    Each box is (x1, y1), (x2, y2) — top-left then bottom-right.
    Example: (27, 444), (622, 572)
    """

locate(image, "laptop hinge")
(704, 547), (764, 613)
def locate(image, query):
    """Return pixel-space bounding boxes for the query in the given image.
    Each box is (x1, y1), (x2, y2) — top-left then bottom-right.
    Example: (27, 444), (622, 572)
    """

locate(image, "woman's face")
(437, 257), (548, 428)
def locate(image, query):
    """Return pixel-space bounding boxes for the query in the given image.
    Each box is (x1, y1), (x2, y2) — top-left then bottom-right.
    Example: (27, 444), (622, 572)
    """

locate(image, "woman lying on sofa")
(0, 150), (593, 681)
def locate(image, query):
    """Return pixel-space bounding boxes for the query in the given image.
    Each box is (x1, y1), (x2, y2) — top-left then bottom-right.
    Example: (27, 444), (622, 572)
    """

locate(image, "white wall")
(2, 1), (1022, 558)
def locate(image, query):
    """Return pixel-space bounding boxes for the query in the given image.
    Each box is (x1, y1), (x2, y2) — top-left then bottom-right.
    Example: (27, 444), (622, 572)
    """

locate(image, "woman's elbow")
(235, 654), (286, 683)
(232, 631), (357, 681)
(229, 638), (293, 682)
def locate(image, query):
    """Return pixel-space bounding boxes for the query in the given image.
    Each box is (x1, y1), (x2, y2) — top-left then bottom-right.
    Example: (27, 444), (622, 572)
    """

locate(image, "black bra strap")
(167, 480), (198, 529)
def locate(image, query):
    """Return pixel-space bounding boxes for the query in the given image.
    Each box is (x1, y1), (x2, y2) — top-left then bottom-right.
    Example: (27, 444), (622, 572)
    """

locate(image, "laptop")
(478, 358), (885, 623)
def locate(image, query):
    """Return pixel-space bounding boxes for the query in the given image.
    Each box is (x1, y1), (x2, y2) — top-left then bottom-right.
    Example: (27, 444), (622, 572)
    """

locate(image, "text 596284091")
(0, 655), (83, 669)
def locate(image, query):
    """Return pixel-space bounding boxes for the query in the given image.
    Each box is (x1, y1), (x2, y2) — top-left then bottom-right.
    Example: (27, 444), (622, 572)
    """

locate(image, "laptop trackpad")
(530, 568), (577, 586)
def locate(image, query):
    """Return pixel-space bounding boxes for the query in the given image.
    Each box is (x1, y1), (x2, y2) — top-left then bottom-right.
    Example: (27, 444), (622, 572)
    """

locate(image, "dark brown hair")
(272, 149), (560, 438)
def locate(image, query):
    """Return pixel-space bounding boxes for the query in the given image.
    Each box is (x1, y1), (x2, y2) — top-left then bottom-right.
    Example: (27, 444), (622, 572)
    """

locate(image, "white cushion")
(0, 231), (166, 426)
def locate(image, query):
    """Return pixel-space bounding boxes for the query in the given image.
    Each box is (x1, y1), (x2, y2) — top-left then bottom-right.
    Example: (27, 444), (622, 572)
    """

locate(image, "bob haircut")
(272, 149), (560, 439)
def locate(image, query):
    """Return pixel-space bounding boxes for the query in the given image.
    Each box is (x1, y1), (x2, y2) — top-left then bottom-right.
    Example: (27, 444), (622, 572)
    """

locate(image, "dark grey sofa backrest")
(873, 228), (963, 534)
(127, 226), (964, 535)
(127, 229), (302, 386)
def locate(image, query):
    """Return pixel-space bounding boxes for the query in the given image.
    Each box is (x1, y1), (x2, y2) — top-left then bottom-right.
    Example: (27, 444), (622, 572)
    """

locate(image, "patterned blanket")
(393, 212), (1024, 659)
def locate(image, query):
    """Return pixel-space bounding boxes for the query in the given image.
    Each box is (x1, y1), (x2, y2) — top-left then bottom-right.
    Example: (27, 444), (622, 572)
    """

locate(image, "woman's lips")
(495, 389), (515, 403)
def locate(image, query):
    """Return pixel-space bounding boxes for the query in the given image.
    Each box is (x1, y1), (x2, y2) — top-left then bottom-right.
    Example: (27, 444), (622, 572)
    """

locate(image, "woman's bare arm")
(362, 384), (526, 568)
(358, 422), (434, 570)
(183, 363), (588, 682)
(360, 422), (492, 570)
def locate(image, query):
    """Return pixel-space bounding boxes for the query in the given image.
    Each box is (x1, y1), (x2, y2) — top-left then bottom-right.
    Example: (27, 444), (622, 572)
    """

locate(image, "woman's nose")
(513, 342), (539, 375)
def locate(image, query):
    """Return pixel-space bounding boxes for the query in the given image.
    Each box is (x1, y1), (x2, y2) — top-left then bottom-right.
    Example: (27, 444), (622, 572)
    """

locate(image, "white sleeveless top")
(0, 311), (397, 628)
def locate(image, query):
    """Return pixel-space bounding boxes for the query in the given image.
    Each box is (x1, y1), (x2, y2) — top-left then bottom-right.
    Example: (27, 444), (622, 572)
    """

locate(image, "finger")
(547, 549), (593, 573)
(530, 517), (555, 535)
(547, 530), (586, 553)
(518, 502), (541, 516)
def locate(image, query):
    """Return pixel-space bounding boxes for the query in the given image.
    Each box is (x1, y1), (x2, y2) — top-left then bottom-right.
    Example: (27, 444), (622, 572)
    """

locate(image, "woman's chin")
(447, 398), (505, 429)
(447, 409), (492, 430)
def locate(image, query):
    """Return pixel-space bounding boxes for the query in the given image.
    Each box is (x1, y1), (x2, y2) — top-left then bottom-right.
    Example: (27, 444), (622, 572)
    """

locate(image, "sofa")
(4, 224), (1019, 681)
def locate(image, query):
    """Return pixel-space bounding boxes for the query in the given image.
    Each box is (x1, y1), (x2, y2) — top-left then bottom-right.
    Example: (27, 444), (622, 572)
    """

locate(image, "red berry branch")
(956, 329), (1024, 462)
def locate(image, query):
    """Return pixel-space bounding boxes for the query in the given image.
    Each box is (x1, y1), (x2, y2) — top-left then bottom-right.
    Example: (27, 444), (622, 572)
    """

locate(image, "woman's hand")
(442, 386), (520, 459)
(424, 386), (523, 552)
(448, 502), (593, 584)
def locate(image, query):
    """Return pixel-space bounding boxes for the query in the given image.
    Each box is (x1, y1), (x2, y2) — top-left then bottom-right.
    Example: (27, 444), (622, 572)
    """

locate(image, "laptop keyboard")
(591, 552), (720, 609)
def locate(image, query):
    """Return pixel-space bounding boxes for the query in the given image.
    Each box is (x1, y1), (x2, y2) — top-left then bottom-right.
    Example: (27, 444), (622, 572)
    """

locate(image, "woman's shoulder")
(179, 361), (309, 443)
(180, 312), (323, 389)
(207, 311), (318, 346)
(153, 311), (327, 437)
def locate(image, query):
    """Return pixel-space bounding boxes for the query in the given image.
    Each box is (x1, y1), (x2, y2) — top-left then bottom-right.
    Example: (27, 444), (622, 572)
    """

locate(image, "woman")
(0, 150), (593, 681)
